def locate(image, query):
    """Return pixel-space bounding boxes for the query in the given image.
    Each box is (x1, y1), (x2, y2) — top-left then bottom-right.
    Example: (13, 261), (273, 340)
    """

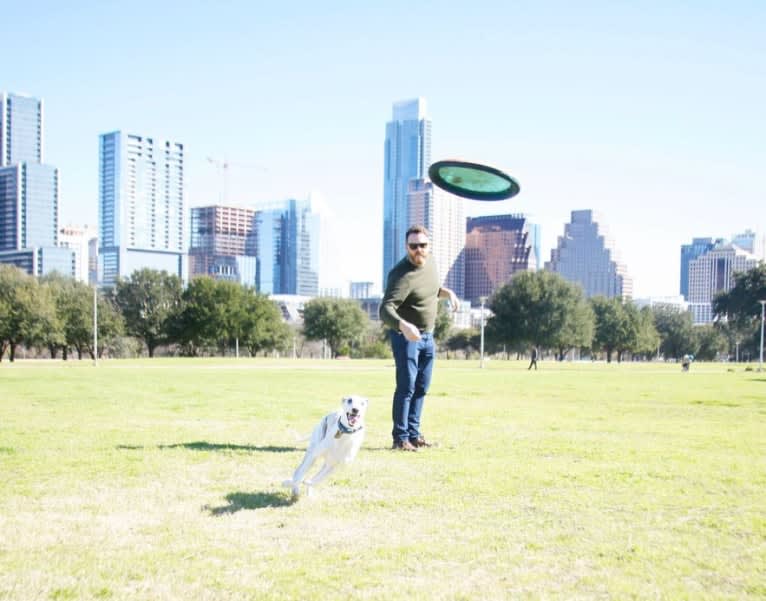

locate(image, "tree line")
(1, 264), (764, 362)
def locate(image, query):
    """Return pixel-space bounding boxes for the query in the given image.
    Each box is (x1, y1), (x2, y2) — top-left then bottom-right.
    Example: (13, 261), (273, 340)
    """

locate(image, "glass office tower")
(406, 178), (465, 298)
(382, 98), (431, 285)
(1, 92), (43, 166)
(98, 131), (186, 286)
(464, 214), (535, 306)
(0, 163), (59, 250)
(679, 237), (714, 301)
(255, 198), (320, 296)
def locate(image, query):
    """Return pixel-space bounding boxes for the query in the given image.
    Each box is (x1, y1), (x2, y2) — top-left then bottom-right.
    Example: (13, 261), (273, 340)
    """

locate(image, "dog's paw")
(282, 480), (301, 497)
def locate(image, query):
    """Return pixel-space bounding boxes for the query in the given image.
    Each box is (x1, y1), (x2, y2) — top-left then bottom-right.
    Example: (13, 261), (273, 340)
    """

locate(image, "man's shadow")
(204, 491), (296, 515)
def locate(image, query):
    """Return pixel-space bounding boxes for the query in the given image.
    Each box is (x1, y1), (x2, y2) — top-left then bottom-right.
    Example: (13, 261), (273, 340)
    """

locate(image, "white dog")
(282, 395), (368, 498)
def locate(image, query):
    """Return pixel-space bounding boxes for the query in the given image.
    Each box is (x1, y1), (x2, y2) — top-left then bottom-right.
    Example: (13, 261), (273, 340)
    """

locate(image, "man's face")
(406, 232), (430, 267)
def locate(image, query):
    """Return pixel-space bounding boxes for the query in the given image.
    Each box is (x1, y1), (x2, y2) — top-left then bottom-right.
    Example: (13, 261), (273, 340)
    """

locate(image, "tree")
(694, 324), (728, 361)
(37, 273), (68, 358)
(489, 271), (593, 357)
(445, 328), (480, 357)
(0, 266), (57, 362)
(170, 277), (232, 355)
(239, 289), (292, 356)
(652, 305), (696, 360)
(551, 294), (594, 361)
(712, 264), (766, 359)
(94, 294), (125, 358)
(114, 269), (183, 357)
(433, 302), (453, 343)
(633, 306), (661, 360)
(712, 264), (766, 327)
(591, 296), (627, 362)
(41, 274), (93, 359)
(302, 298), (368, 357)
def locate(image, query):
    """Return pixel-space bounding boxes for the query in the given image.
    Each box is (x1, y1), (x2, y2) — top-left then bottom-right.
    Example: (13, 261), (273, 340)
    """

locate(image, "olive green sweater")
(380, 255), (440, 332)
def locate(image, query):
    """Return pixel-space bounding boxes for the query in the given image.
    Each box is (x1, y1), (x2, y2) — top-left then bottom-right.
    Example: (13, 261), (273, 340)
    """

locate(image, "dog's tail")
(287, 428), (310, 443)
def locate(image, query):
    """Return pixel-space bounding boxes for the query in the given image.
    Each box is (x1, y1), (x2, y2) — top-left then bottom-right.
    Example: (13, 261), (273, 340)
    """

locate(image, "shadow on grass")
(116, 441), (299, 453)
(204, 491), (296, 515)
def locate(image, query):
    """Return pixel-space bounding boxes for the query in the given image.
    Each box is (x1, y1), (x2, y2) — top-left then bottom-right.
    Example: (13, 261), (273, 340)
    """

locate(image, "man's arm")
(438, 287), (460, 312)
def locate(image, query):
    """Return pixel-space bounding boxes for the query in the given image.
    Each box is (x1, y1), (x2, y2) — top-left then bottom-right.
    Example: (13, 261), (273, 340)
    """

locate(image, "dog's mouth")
(346, 412), (360, 427)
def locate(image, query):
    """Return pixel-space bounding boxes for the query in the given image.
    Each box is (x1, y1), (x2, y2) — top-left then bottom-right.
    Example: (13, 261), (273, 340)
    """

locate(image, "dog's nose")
(351, 408), (359, 415)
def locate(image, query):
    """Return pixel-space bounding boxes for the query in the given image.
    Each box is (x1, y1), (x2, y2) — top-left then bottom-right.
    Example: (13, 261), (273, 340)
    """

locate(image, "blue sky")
(3, 0), (764, 296)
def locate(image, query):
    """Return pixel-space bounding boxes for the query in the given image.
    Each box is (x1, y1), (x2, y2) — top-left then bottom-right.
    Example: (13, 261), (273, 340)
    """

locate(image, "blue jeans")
(390, 331), (435, 442)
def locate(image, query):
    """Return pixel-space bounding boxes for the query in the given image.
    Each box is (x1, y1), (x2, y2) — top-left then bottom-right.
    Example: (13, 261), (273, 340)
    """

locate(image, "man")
(528, 347), (538, 370)
(380, 225), (459, 451)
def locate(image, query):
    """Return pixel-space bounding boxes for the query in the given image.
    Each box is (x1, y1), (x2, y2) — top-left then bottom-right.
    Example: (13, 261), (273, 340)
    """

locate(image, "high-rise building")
(679, 237), (715, 300)
(188, 205), (257, 285)
(731, 229), (765, 260)
(59, 224), (96, 283)
(254, 198), (319, 296)
(688, 242), (759, 324)
(382, 98), (431, 286)
(407, 178), (465, 298)
(98, 131), (186, 287)
(1, 92), (43, 166)
(545, 210), (633, 299)
(0, 92), (72, 277)
(464, 214), (535, 306)
(350, 281), (374, 299)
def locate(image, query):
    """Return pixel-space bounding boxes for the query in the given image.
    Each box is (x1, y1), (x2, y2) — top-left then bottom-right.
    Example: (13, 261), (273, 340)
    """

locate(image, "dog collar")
(336, 417), (363, 436)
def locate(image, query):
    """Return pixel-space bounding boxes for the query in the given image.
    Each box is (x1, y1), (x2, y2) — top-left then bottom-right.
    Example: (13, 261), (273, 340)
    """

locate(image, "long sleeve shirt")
(379, 255), (440, 332)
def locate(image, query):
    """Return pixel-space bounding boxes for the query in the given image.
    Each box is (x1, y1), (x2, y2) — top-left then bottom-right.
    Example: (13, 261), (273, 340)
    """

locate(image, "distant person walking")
(528, 347), (538, 370)
(380, 225), (459, 452)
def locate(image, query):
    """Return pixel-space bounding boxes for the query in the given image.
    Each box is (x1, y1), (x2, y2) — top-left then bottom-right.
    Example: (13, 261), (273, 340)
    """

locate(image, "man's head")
(406, 225), (430, 267)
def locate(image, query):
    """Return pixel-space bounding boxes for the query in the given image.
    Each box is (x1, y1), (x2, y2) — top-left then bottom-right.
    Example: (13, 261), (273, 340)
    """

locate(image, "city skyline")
(3, 1), (764, 297)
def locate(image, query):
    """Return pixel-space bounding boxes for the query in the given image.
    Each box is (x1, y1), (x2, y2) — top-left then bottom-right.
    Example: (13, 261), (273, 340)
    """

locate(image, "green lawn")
(1, 359), (764, 600)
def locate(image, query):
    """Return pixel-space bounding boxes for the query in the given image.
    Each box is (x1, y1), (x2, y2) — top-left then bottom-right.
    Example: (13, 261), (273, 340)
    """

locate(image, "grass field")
(0, 358), (764, 600)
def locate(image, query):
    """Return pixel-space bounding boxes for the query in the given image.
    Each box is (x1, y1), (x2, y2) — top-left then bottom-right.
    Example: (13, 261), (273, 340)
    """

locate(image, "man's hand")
(399, 320), (422, 342)
(439, 287), (460, 312)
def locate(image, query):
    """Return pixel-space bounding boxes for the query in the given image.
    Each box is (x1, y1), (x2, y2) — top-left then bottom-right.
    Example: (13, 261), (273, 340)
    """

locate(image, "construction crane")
(207, 156), (268, 204)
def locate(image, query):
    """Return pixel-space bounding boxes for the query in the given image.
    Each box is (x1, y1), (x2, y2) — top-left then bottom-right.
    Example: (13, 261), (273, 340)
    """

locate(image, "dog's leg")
(304, 460), (339, 490)
(282, 416), (331, 496)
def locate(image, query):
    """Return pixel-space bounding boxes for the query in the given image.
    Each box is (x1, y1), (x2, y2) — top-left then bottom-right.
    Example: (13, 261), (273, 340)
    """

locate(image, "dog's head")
(339, 395), (368, 431)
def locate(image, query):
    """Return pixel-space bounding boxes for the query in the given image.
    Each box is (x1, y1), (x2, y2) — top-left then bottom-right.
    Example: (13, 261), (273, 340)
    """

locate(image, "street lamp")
(759, 300), (766, 372)
(479, 296), (488, 369)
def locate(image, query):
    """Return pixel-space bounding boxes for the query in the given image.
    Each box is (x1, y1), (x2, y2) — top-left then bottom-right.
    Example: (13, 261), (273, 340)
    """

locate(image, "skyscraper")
(545, 210), (633, 299)
(188, 205), (257, 285)
(0, 92), (72, 277)
(464, 214), (536, 306)
(1, 92), (43, 166)
(98, 131), (186, 287)
(688, 242), (759, 324)
(382, 98), (431, 285)
(254, 198), (320, 296)
(407, 178), (465, 297)
(731, 229), (765, 260)
(679, 237), (715, 300)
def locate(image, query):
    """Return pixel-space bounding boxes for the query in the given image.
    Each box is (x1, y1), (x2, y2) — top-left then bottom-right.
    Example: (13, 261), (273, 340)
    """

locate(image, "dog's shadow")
(116, 441), (299, 453)
(204, 491), (296, 515)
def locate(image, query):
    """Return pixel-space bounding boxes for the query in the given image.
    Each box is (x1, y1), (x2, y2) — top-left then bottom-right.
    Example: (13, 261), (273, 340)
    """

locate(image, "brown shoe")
(410, 436), (433, 448)
(392, 440), (418, 452)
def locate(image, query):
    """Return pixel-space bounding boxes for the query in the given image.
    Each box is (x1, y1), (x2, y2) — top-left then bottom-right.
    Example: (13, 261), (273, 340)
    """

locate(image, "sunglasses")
(408, 242), (429, 250)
